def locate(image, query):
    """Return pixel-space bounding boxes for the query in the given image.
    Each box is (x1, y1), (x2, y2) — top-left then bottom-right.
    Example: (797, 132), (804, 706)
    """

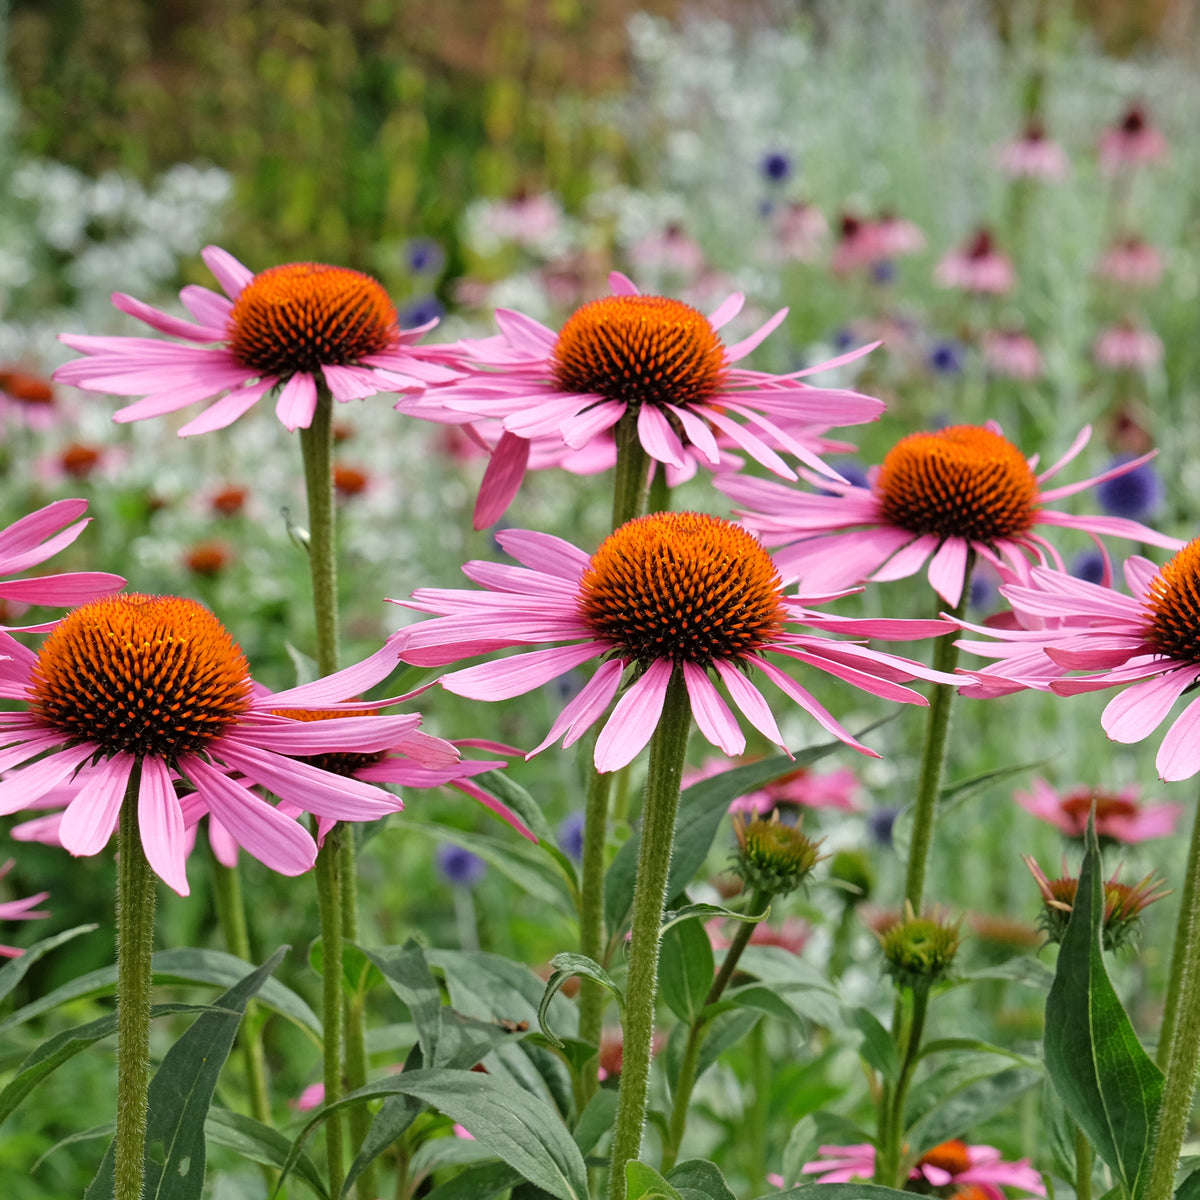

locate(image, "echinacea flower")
(830, 213), (886, 274)
(0, 499), (124, 620)
(0, 594), (455, 894)
(719, 422), (1183, 606)
(802, 1139), (1045, 1199)
(1015, 777), (1182, 843)
(769, 201), (828, 262)
(982, 330), (1042, 382)
(1096, 236), (1164, 289)
(0, 366), (59, 430)
(54, 245), (460, 435)
(392, 511), (955, 772)
(934, 229), (1015, 295)
(961, 542), (1200, 781)
(994, 121), (1069, 181)
(1099, 103), (1168, 175)
(1094, 321), (1163, 371)
(406, 272), (884, 527)
(683, 757), (860, 816)
(0, 858), (50, 958)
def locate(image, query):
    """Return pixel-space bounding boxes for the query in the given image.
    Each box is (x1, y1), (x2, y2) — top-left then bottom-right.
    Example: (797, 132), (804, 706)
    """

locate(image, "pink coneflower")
(720, 422), (1182, 606)
(982, 330), (1043, 382)
(184, 540), (232, 577)
(1015, 777), (1182, 842)
(706, 914), (809, 955)
(934, 230), (1015, 295)
(407, 272), (883, 527)
(53, 245), (460, 435)
(830, 213), (886, 274)
(994, 121), (1069, 181)
(0, 595), (456, 894)
(1096, 236), (1164, 289)
(1094, 320), (1163, 371)
(802, 1139), (1044, 1199)
(210, 485), (248, 518)
(392, 511), (955, 772)
(1099, 103), (1168, 175)
(0, 859), (50, 958)
(0, 366), (59, 431)
(628, 223), (706, 278)
(770, 202), (828, 262)
(962, 542), (1200, 781)
(872, 211), (926, 258)
(683, 758), (860, 815)
(332, 463), (370, 499)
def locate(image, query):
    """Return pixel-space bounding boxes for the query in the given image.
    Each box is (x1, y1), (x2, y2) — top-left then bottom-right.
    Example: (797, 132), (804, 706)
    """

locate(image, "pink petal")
(493, 529), (591, 579)
(682, 661), (744, 756)
(0, 743), (95, 816)
(138, 756), (190, 896)
(926, 537), (969, 606)
(0, 498), (88, 563)
(666, 404), (720, 465)
(637, 404), (687, 468)
(111, 292), (224, 342)
(177, 380), (274, 436)
(275, 372), (317, 430)
(0, 571), (125, 606)
(594, 658), (673, 772)
(755, 659), (879, 756)
(180, 284), (233, 328)
(473, 430), (530, 530)
(266, 640), (403, 706)
(706, 292), (745, 330)
(202, 245), (254, 298)
(1157, 696), (1200, 780)
(528, 658), (625, 756)
(443, 642), (603, 701)
(723, 306), (787, 362)
(713, 659), (787, 749)
(59, 753), (135, 856)
(608, 271), (640, 297)
(183, 755), (316, 875)
(1102, 668), (1197, 742)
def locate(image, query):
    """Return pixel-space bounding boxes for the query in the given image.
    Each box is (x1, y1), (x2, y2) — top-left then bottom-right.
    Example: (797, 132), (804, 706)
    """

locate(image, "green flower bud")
(827, 847), (874, 905)
(732, 812), (823, 897)
(877, 903), (961, 990)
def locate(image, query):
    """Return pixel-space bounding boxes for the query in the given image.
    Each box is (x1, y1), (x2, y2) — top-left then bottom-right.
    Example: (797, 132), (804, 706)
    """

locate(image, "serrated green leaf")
(203, 1108), (327, 1198)
(846, 1005), (900, 1084)
(660, 919), (714, 1024)
(1044, 817), (1163, 1200)
(0, 924), (97, 1005)
(84, 947), (288, 1200)
(538, 953), (622, 1048)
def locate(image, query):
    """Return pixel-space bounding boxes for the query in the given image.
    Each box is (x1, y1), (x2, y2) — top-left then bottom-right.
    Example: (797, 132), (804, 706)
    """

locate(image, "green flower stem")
(315, 826), (346, 1198)
(208, 852), (272, 1134)
(1075, 1123), (1093, 1200)
(576, 761), (614, 1110)
(611, 410), (651, 531)
(298, 384), (340, 677)
(903, 562), (973, 912)
(606, 669), (691, 1200)
(1157, 793), (1200, 1068)
(662, 887), (771, 1171)
(116, 764), (155, 1200)
(647, 465), (671, 516)
(1145, 783), (1200, 1200)
(876, 983), (931, 1189)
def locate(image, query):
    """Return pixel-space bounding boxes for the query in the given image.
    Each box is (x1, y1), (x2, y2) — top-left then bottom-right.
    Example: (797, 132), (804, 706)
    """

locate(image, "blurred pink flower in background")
(628, 222), (706, 278)
(982, 330), (1043, 381)
(872, 212), (926, 258)
(1096, 237), (1164, 289)
(0, 859), (50, 958)
(1015, 777), (1183, 842)
(1094, 321), (1163, 371)
(770, 201), (829, 262)
(830, 213), (885, 274)
(994, 120), (1069, 181)
(683, 758), (861, 815)
(1099, 103), (1168, 174)
(934, 229), (1015, 295)
(706, 915), (809, 955)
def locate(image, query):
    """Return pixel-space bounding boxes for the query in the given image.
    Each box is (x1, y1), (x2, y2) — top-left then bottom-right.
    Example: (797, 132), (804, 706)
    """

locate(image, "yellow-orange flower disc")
(876, 425), (1039, 542)
(551, 295), (728, 410)
(227, 262), (397, 377)
(578, 511), (786, 669)
(1146, 539), (1200, 664)
(30, 594), (252, 759)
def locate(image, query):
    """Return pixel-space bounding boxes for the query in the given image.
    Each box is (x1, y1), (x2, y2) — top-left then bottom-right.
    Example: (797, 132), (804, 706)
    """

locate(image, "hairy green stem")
(1145, 783), (1200, 1200)
(606, 670), (691, 1200)
(903, 562), (973, 911)
(1158, 793), (1200, 1068)
(208, 853), (273, 1137)
(611, 410), (651, 530)
(576, 762), (614, 1110)
(647, 465), (671, 516)
(341, 832), (376, 1199)
(876, 984), (931, 1189)
(1075, 1123), (1093, 1200)
(662, 888), (770, 1171)
(315, 828), (346, 1198)
(116, 765), (155, 1200)
(298, 385), (340, 677)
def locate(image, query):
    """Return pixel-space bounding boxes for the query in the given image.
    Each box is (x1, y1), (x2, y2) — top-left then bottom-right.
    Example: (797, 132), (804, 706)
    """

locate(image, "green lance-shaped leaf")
(84, 946), (288, 1200)
(752, 1187), (919, 1200)
(0, 923), (97, 1005)
(1044, 815), (1164, 1200)
(538, 952), (623, 1048)
(364, 939), (443, 1066)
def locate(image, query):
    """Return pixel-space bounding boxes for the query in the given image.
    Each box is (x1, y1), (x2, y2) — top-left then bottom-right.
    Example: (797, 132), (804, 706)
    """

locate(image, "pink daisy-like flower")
(994, 121), (1069, 182)
(0, 594), (458, 895)
(770, 202), (828, 262)
(720, 422), (1183, 607)
(0, 499), (123, 621)
(706, 914), (809, 955)
(405, 272), (884, 527)
(628, 222), (706, 279)
(53, 245), (460, 435)
(1096, 236), (1164, 289)
(802, 1139), (1045, 1200)
(934, 229), (1015, 295)
(982, 330), (1043, 382)
(1099, 103), (1168, 175)
(960, 541), (1200, 781)
(392, 511), (955, 773)
(872, 212), (926, 259)
(1094, 321), (1163, 371)
(1015, 776), (1182, 842)
(683, 757), (860, 815)
(0, 366), (60, 432)
(830, 213), (887, 274)
(0, 858), (50, 958)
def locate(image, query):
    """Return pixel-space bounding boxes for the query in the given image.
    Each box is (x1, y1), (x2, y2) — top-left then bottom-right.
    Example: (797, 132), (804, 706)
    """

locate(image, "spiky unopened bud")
(877, 902), (962, 990)
(732, 811), (823, 896)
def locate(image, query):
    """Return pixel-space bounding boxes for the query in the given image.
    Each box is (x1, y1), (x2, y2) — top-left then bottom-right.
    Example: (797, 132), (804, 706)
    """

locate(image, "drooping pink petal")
(275, 372), (317, 431)
(0, 743), (95, 816)
(442, 641), (603, 701)
(528, 658), (625, 756)
(493, 529), (592, 579)
(637, 404), (687, 468)
(202, 245), (254, 298)
(713, 659), (787, 750)
(176, 380), (275, 437)
(138, 756), (190, 896)
(926, 537), (970, 606)
(755, 659), (879, 756)
(473, 431), (530, 530)
(112, 292), (225, 342)
(595, 658), (673, 772)
(58, 752), (134, 857)
(682, 661), (745, 756)
(1102, 668), (1198, 743)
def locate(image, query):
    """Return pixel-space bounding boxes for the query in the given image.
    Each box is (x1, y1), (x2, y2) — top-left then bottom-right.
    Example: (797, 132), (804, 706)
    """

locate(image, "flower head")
(994, 120), (1069, 181)
(393, 511), (955, 772)
(1016, 777), (1182, 843)
(1096, 454), (1162, 520)
(54, 245), (460, 435)
(934, 229), (1015, 295)
(877, 903), (962, 990)
(1094, 321), (1163, 371)
(760, 151), (794, 183)
(1024, 855), (1167, 952)
(982, 330), (1042, 382)
(721, 422), (1181, 606)
(732, 811), (823, 896)
(404, 272), (885, 527)
(0, 596), (460, 894)
(1100, 103), (1168, 174)
(0, 366), (59, 430)
(1096, 236), (1164, 289)
(802, 1139), (1044, 1199)
(436, 843), (487, 888)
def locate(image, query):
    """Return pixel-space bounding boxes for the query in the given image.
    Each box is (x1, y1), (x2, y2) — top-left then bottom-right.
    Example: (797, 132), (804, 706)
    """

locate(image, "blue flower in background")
(833, 326), (856, 351)
(1096, 454), (1163, 521)
(826, 458), (869, 492)
(969, 571), (996, 610)
(558, 812), (585, 861)
(760, 151), (793, 183)
(1071, 549), (1106, 585)
(399, 295), (446, 329)
(868, 806), (900, 848)
(929, 339), (964, 374)
(436, 844), (487, 888)
(870, 259), (896, 284)
(404, 238), (445, 275)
